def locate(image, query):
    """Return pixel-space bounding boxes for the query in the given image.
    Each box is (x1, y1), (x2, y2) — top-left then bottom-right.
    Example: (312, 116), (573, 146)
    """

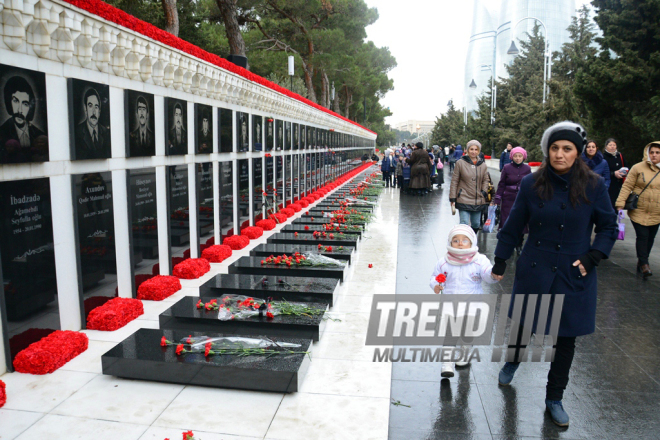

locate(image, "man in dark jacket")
(381, 151), (397, 187)
(499, 143), (513, 171)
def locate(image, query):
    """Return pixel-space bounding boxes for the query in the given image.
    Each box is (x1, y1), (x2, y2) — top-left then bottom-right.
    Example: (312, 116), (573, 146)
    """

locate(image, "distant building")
(393, 120), (435, 136)
(464, 0), (578, 113)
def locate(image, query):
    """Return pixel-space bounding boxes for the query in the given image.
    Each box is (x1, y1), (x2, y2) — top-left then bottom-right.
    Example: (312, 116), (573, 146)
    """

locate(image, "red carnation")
(87, 298), (144, 331)
(368, 264), (373, 268)
(201, 245), (233, 263)
(0, 379), (5, 408)
(241, 226), (264, 239)
(266, 311), (274, 319)
(137, 275), (182, 301)
(256, 219), (277, 230)
(223, 235), (250, 250)
(204, 343), (212, 357)
(304, 225), (310, 230)
(161, 336), (168, 347)
(435, 274), (447, 284)
(176, 344), (185, 356)
(173, 258), (211, 279)
(13, 330), (89, 375)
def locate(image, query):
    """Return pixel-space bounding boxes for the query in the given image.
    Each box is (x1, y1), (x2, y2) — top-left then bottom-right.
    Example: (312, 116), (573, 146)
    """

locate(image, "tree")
(215, 0), (248, 60)
(161, 0), (179, 36)
(430, 102), (467, 147)
(576, 0), (660, 162)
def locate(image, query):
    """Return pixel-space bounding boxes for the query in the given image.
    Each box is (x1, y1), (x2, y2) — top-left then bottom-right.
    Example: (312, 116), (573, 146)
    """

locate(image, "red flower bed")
(288, 203), (302, 212)
(0, 380), (5, 408)
(269, 213), (288, 224)
(87, 298), (144, 331)
(83, 296), (115, 318)
(201, 245), (233, 262)
(298, 200), (309, 208)
(256, 219), (276, 230)
(241, 226), (264, 239)
(279, 208), (295, 218)
(224, 234), (250, 250)
(13, 330), (89, 375)
(9, 328), (56, 361)
(173, 258), (211, 279)
(137, 275), (182, 301)
(303, 196), (316, 204)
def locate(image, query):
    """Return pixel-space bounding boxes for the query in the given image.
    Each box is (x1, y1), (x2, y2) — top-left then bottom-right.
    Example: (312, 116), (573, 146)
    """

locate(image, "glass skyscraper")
(464, 0), (576, 113)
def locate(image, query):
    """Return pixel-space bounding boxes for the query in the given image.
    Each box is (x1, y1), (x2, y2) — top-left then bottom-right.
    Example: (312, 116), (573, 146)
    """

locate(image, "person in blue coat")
(380, 150), (397, 187)
(490, 121), (618, 428)
(582, 140), (611, 188)
(499, 142), (513, 171)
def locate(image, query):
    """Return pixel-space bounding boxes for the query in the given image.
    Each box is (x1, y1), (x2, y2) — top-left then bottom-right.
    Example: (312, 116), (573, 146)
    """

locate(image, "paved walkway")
(389, 167), (660, 439)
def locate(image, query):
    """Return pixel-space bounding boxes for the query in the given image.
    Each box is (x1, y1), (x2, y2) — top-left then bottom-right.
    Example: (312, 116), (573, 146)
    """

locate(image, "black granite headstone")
(125, 90), (155, 157)
(237, 111), (249, 152)
(69, 78), (111, 160)
(252, 115), (262, 152)
(238, 159), (249, 229)
(102, 328), (311, 393)
(229, 256), (347, 282)
(250, 243), (354, 262)
(159, 296), (327, 341)
(219, 108), (233, 153)
(253, 157), (263, 224)
(164, 98), (187, 156)
(129, 168), (158, 294)
(283, 224), (363, 238)
(167, 165), (189, 271)
(267, 232), (359, 250)
(197, 162), (214, 253)
(219, 161), (234, 239)
(195, 104), (213, 154)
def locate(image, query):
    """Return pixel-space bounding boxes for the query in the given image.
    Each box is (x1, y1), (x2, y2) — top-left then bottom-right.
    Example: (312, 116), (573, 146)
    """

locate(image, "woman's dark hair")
(603, 138), (617, 150)
(533, 157), (599, 207)
(586, 139), (597, 147)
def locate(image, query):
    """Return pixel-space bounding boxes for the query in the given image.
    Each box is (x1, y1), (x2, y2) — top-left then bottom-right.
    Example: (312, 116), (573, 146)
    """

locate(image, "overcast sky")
(364, 0), (591, 127)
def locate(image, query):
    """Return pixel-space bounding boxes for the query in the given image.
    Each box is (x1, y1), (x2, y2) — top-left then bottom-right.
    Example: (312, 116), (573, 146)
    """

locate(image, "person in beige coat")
(450, 139), (491, 232)
(616, 142), (660, 278)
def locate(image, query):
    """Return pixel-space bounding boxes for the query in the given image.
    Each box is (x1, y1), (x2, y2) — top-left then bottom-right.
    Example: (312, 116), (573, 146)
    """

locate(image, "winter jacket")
(450, 156), (491, 211)
(395, 158), (403, 176)
(499, 150), (511, 171)
(429, 254), (498, 295)
(452, 147), (463, 162)
(407, 148), (431, 189)
(603, 149), (626, 208)
(494, 161), (532, 228)
(381, 155), (397, 173)
(402, 161), (411, 180)
(616, 142), (660, 226)
(581, 151), (611, 189)
(495, 167), (618, 337)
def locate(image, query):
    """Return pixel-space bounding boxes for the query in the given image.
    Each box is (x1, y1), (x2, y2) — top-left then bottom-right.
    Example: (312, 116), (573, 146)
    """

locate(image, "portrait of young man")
(126, 91), (155, 157)
(69, 79), (111, 160)
(0, 64), (49, 164)
(195, 104), (213, 155)
(165, 98), (187, 156)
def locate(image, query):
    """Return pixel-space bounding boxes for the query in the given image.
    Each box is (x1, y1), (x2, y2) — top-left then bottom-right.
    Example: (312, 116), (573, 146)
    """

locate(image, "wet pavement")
(389, 167), (660, 440)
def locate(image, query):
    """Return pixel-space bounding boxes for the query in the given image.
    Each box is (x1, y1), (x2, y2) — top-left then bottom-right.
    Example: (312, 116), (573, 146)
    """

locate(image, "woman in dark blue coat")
(490, 121), (618, 428)
(582, 140), (611, 189)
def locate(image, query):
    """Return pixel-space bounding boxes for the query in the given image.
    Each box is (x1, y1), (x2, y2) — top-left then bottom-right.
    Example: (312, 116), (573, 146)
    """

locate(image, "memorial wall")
(0, 0), (376, 373)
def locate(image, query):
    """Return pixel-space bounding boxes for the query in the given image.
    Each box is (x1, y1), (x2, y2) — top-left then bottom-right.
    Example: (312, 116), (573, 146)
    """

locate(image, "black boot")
(472, 227), (479, 235)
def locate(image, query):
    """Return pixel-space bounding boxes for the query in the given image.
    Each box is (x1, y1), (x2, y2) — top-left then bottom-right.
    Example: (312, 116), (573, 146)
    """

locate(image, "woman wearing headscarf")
(493, 146), (532, 251)
(406, 142), (432, 195)
(490, 121), (618, 428)
(602, 138), (627, 209)
(582, 140), (611, 188)
(615, 141), (660, 278)
(449, 140), (490, 232)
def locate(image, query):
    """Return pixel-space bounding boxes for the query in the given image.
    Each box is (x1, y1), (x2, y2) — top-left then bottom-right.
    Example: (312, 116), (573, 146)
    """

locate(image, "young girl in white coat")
(429, 224), (501, 378)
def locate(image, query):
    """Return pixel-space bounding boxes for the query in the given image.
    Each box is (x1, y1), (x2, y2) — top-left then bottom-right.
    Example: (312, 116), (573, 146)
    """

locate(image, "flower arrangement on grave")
(87, 298), (144, 331)
(288, 203), (302, 212)
(311, 230), (358, 240)
(269, 213), (288, 224)
(223, 234), (250, 250)
(13, 330), (88, 374)
(241, 226), (264, 239)
(256, 219), (277, 230)
(298, 199), (309, 208)
(201, 245), (233, 263)
(279, 208), (295, 218)
(196, 294), (330, 322)
(0, 380), (5, 408)
(161, 335), (310, 359)
(260, 252), (345, 267)
(137, 275), (182, 301)
(173, 258), (211, 279)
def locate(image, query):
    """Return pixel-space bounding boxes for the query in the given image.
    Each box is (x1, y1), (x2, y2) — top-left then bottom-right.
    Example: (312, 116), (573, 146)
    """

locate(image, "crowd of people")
(381, 121), (660, 428)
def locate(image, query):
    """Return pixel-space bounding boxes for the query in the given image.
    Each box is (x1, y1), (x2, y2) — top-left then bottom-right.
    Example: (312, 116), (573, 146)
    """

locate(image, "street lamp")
(507, 17), (550, 104)
(288, 55), (294, 91)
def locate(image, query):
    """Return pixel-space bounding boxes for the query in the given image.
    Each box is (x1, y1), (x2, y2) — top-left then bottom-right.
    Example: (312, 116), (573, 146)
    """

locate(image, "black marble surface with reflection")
(219, 108), (233, 153)
(250, 243), (354, 262)
(129, 168), (158, 294)
(283, 224), (363, 238)
(229, 256), (347, 282)
(267, 232), (359, 249)
(199, 273), (338, 305)
(159, 296), (327, 341)
(101, 328), (311, 393)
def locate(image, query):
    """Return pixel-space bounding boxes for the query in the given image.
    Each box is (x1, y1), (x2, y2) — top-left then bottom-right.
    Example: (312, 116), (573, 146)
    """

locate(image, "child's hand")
(434, 284), (443, 294)
(491, 273), (503, 281)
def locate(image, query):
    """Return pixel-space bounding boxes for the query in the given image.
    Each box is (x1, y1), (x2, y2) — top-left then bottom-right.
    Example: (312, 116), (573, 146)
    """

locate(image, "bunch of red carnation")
(173, 258), (211, 279)
(241, 226), (264, 239)
(279, 208), (295, 218)
(13, 330), (89, 374)
(0, 379), (5, 407)
(435, 274), (447, 284)
(298, 199), (309, 208)
(87, 298), (144, 331)
(288, 203), (302, 212)
(269, 213), (288, 224)
(223, 234), (250, 250)
(137, 275), (181, 301)
(201, 245), (233, 263)
(261, 253), (306, 267)
(256, 219), (277, 230)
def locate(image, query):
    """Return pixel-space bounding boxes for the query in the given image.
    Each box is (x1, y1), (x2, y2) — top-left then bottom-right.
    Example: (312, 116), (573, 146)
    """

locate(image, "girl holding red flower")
(429, 224), (500, 378)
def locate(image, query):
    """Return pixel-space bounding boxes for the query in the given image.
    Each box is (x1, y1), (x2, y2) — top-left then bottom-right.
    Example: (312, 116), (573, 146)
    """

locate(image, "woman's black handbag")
(624, 170), (660, 210)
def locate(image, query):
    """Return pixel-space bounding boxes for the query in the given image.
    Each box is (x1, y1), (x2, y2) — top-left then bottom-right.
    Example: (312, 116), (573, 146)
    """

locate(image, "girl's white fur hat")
(447, 224), (477, 247)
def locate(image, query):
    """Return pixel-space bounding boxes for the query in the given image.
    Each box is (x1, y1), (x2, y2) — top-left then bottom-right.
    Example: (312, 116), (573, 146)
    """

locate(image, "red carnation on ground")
(241, 226), (264, 239)
(0, 380), (5, 408)
(368, 264), (373, 268)
(137, 275), (182, 301)
(256, 219), (277, 230)
(280, 208), (295, 218)
(13, 330), (88, 375)
(173, 258), (211, 279)
(223, 235), (250, 250)
(201, 245), (233, 263)
(435, 274), (447, 284)
(87, 298), (144, 331)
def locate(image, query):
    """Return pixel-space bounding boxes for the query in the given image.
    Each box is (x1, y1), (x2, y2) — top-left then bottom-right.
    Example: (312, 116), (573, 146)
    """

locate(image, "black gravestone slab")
(250, 243), (354, 263)
(229, 256), (347, 282)
(267, 233), (359, 250)
(292, 217), (367, 227)
(199, 274), (338, 306)
(102, 328), (311, 393)
(314, 203), (374, 212)
(169, 228), (190, 247)
(283, 224), (363, 237)
(159, 296), (327, 341)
